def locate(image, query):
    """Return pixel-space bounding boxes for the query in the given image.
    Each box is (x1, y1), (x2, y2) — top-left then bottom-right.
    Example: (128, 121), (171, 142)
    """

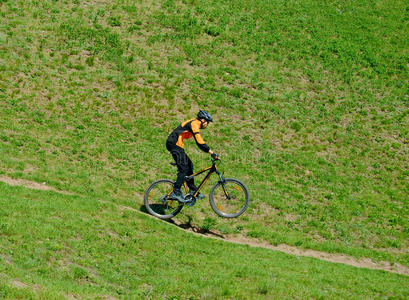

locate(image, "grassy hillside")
(0, 183), (408, 298)
(0, 0), (408, 272)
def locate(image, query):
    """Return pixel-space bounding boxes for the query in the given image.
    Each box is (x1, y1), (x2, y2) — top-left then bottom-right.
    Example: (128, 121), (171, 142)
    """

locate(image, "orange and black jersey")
(167, 119), (210, 153)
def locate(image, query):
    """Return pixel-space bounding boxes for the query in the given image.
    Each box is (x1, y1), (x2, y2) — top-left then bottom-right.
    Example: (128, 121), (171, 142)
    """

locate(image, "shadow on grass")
(167, 215), (225, 239)
(139, 205), (225, 239)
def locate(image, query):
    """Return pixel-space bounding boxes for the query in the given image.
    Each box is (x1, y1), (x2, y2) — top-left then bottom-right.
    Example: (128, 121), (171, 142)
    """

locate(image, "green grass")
(0, 0), (408, 282)
(0, 183), (408, 298)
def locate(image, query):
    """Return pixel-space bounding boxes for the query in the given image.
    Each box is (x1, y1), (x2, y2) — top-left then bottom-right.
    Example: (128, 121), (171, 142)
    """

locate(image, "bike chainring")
(184, 194), (197, 207)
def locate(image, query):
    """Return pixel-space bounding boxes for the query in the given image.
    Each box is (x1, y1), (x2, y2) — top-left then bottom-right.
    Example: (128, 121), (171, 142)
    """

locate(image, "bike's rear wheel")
(144, 179), (184, 219)
(209, 178), (249, 218)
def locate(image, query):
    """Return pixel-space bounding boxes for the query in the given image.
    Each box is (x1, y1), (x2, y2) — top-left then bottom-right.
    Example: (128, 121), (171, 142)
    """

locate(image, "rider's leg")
(167, 143), (202, 202)
(185, 155), (205, 200)
(167, 145), (191, 202)
(166, 142), (188, 189)
(173, 151), (190, 190)
(185, 155), (197, 190)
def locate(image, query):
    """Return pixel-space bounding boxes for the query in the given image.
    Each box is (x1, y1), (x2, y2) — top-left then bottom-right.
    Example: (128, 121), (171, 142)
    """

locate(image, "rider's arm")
(191, 121), (211, 153)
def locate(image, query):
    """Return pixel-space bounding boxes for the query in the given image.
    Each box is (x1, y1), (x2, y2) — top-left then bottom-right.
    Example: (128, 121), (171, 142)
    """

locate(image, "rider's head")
(197, 110), (213, 128)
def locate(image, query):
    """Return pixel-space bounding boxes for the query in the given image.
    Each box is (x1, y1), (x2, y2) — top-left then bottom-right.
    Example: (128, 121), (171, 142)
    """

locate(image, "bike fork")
(218, 174), (231, 200)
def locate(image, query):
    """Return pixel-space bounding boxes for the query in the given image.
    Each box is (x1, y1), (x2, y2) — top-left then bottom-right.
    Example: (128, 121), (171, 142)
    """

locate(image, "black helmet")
(197, 110), (213, 122)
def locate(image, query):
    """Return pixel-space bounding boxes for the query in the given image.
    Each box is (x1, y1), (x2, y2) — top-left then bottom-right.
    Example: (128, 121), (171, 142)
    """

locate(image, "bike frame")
(182, 159), (229, 199)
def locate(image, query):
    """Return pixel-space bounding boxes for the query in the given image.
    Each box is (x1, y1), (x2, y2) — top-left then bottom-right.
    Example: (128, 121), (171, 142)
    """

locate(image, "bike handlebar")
(211, 157), (221, 164)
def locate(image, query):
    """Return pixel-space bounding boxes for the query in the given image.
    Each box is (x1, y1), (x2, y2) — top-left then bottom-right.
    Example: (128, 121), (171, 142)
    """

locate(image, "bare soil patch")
(0, 176), (75, 195)
(11, 280), (28, 288)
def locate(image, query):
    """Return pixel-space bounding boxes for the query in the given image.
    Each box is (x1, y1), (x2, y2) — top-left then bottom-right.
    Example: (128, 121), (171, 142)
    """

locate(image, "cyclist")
(166, 110), (219, 203)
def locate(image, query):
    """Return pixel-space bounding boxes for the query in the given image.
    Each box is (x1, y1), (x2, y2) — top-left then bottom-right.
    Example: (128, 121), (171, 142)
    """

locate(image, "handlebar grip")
(211, 153), (219, 159)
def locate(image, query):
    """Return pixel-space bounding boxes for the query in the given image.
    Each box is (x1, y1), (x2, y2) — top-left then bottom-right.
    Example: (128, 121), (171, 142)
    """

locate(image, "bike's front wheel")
(144, 179), (184, 219)
(209, 178), (249, 218)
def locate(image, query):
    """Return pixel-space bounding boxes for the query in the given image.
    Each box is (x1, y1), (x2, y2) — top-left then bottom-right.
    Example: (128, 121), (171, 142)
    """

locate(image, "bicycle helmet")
(197, 110), (213, 122)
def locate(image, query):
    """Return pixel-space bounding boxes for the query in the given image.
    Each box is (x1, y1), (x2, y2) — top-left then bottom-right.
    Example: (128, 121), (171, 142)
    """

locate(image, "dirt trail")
(169, 219), (409, 277)
(1, 175), (408, 277)
(0, 176), (75, 195)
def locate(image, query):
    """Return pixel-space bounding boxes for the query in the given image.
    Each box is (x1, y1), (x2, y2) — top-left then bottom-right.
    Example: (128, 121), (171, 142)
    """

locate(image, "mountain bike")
(144, 158), (249, 220)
